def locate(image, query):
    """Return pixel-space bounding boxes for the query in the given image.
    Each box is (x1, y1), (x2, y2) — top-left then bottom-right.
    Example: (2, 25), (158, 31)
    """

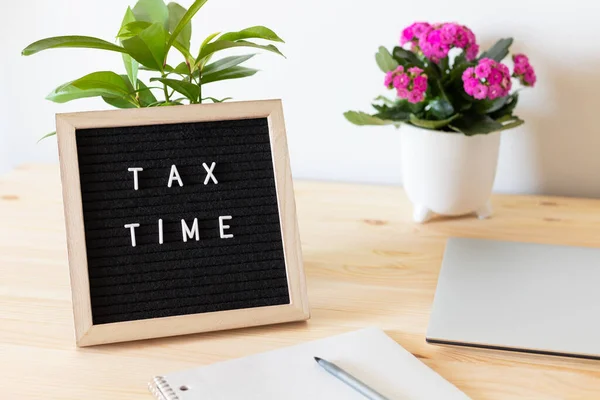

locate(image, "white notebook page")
(153, 328), (469, 400)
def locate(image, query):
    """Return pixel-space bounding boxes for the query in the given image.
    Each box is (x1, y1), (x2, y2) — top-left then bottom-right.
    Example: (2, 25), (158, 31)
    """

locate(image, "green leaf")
(120, 7), (139, 88)
(499, 120), (524, 131)
(372, 101), (412, 121)
(373, 95), (396, 107)
(452, 51), (467, 69)
(120, 6), (137, 31)
(344, 111), (401, 127)
(479, 38), (513, 62)
(121, 23), (168, 71)
(496, 115), (524, 131)
(140, 64), (173, 72)
(449, 114), (503, 136)
(439, 57), (450, 74)
(122, 7), (136, 24)
(167, 2), (194, 50)
(117, 21), (153, 39)
(392, 46), (424, 68)
(22, 36), (127, 56)
(428, 98), (455, 120)
(197, 40), (284, 65)
(473, 96), (510, 114)
(150, 77), (199, 102)
(132, 0), (169, 29)
(173, 61), (190, 74)
(37, 131), (56, 143)
(195, 31), (221, 68)
(137, 80), (158, 106)
(46, 83), (101, 103)
(71, 71), (134, 97)
(122, 53), (139, 87)
(202, 54), (255, 75)
(218, 26), (284, 43)
(166, 0), (209, 55)
(445, 60), (472, 85)
(172, 40), (195, 63)
(409, 113), (459, 130)
(201, 66), (258, 84)
(47, 72), (136, 105)
(103, 95), (138, 109)
(375, 46), (399, 73)
(490, 92), (519, 119)
(200, 31), (221, 50)
(202, 97), (233, 103)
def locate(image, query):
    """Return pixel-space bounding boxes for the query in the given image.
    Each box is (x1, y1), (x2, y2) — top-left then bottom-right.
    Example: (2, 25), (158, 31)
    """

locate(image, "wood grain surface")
(1, 164), (600, 399)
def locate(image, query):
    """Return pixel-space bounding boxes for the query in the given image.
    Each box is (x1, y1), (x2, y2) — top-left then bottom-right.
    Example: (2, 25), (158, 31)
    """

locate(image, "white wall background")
(1, 0), (600, 196)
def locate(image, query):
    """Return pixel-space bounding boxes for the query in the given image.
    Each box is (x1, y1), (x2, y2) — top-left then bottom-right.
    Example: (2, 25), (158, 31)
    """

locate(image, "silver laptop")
(427, 238), (600, 359)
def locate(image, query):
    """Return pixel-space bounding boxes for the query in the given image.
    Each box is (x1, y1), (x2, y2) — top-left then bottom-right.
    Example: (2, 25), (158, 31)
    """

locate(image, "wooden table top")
(2, 164), (600, 399)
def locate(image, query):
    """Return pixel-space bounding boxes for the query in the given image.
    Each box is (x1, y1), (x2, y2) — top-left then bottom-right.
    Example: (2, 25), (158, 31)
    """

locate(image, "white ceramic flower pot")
(400, 124), (501, 223)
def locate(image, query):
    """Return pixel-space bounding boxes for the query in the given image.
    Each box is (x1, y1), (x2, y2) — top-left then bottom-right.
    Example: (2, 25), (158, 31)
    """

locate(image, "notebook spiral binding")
(148, 376), (180, 400)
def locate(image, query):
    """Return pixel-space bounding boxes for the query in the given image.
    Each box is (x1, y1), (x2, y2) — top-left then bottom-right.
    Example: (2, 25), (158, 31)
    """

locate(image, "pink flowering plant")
(345, 22), (536, 135)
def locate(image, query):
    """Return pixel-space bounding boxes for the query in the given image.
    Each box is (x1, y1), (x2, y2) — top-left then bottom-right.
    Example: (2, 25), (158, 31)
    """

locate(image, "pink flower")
(436, 44), (450, 59)
(427, 29), (442, 45)
(386, 65), (428, 103)
(464, 78), (479, 95)
(462, 58), (513, 100)
(408, 22), (478, 64)
(440, 30), (454, 45)
(413, 75), (428, 91)
(524, 67), (537, 86)
(514, 63), (527, 75)
(442, 23), (458, 37)
(400, 27), (414, 45)
(408, 90), (425, 103)
(400, 22), (432, 45)
(454, 27), (469, 48)
(472, 84), (489, 100)
(488, 84), (503, 100)
(465, 44), (479, 61)
(475, 60), (492, 79)
(397, 88), (410, 98)
(513, 54), (529, 65)
(395, 73), (410, 89)
(462, 67), (475, 81)
(487, 69), (503, 85)
(511, 53), (536, 87)
(384, 71), (394, 87)
(412, 22), (431, 38)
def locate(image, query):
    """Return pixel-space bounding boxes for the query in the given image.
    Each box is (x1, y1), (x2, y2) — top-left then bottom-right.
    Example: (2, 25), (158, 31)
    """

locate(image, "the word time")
(123, 163), (234, 247)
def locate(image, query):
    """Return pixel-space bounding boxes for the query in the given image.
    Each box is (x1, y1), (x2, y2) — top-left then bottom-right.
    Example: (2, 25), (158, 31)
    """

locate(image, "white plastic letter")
(219, 216), (233, 239)
(127, 167), (143, 190)
(168, 164), (184, 188)
(124, 223), (140, 247)
(158, 218), (164, 245)
(203, 162), (218, 185)
(181, 218), (199, 242)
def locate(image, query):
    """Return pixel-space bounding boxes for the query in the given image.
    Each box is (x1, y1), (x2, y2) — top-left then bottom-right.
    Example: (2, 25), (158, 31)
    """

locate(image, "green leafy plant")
(345, 22), (536, 135)
(22, 0), (284, 140)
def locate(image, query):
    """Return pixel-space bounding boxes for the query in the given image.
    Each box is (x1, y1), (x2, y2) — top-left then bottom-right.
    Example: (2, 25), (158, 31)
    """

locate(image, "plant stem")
(198, 79), (202, 104)
(162, 73), (171, 103)
(193, 72), (202, 104)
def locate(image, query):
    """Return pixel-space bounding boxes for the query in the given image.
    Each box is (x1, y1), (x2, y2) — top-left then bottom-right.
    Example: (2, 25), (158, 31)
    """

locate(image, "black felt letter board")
(76, 118), (290, 325)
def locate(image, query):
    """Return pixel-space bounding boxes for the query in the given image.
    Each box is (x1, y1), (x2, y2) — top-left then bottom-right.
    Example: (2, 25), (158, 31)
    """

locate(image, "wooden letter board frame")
(56, 99), (309, 346)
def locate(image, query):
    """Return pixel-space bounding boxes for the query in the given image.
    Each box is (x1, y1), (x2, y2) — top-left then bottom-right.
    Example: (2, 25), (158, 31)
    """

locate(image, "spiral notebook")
(148, 328), (469, 400)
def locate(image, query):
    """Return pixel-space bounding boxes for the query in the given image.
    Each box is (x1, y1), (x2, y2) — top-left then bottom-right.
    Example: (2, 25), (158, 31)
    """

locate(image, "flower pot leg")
(413, 204), (433, 223)
(476, 200), (493, 220)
